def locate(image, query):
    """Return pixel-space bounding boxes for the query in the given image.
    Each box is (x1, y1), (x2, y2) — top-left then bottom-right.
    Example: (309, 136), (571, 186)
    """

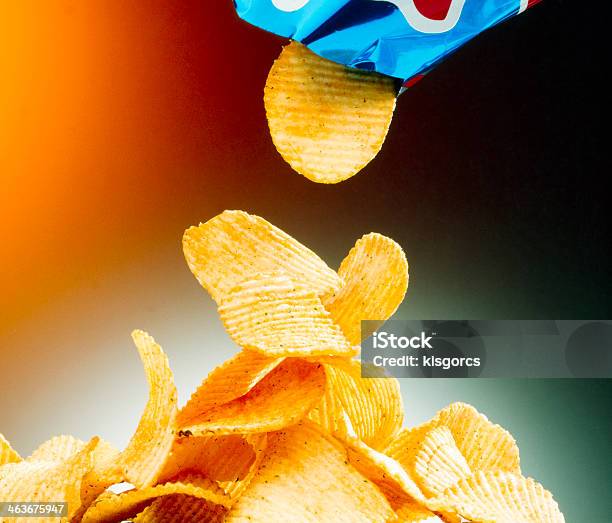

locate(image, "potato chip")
(437, 514), (462, 523)
(179, 359), (326, 435)
(78, 345), (273, 521)
(158, 434), (257, 484)
(74, 462), (124, 523)
(218, 273), (353, 357)
(331, 411), (426, 506)
(0, 432), (21, 465)
(0, 437), (98, 520)
(27, 435), (117, 467)
(157, 433), (267, 500)
(226, 421), (395, 522)
(178, 349), (283, 427)
(81, 475), (229, 523)
(221, 434), (268, 501)
(322, 233), (408, 344)
(75, 460), (125, 523)
(72, 335), (172, 522)
(133, 493), (227, 523)
(395, 501), (445, 522)
(264, 41), (397, 184)
(308, 357), (403, 450)
(344, 432), (427, 507)
(386, 403), (520, 477)
(28, 434), (86, 462)
(413, 427), (471, 498)
(119, 330), (178, 488)
(27, 433), (121, 516)
(436, 471), (565, 522)
(183, 210), (342, 302)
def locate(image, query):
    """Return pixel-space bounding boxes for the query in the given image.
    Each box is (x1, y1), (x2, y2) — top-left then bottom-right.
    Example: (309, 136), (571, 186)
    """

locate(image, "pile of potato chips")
(1, 211), (564, 522)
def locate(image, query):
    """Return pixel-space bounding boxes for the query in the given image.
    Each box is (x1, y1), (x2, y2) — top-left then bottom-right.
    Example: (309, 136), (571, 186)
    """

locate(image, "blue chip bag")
(234, 0), (541, 84)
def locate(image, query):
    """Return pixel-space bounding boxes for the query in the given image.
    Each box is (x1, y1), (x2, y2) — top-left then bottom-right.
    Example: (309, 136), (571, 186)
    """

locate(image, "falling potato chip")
(386, 402), (520, 477)
(226, 421), (395, 522)
(218, 273), (353, 357)
(0, 432), (21, 465)
(81, 475), (229, 523)
(413, 427), (471, 498)
(435, 471), (565, 522)
(178, 350), (283, 427)
(179, 359), (326, 436)
(264, 41), (397, 184)
(119, 330), (178, 488)
(322, 233), (409, 344)
(0, 437), (99, 520)
(183, 210), (342, 303)
(133, 493), (227, 523)
(308, 357), (403, 450)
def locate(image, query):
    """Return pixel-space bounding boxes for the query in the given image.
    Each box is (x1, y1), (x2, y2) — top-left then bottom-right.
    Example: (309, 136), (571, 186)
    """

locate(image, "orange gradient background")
(1, 1), (278, 331)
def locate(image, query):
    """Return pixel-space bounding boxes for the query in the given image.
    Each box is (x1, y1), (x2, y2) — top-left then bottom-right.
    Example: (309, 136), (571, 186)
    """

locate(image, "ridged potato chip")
(158, 434), (258, 484)
(178, 349), (283, 427)
(226, 422), (395, 522)
(413, 427), (471, 498)
(28, 434), (86, 462)
(264, 41), (397, 184)
(119, 330), (178, 488)
(386, 403), (520, 477)
(0, 433), (21, 465)
(26, 433), (121, 519)
(183, 210), (342, 302)
(148, 438), (262, 510)
(308, 357), (403, 450)
(158, 434), (267, 501)
(220, 434), (268, 501)
(395, 501), (445, 522)
(343, 430), (427, 506)
(74, 462), (124, 523)
(133, 493), (227, 522)
(331, 411), (426, 506)
(437, 514), (462, 523)
(27, 435), (119, 469)
(0, 437), (99, 520)
(323, 233), (409, 345)
(218, 273), (353, 357)
(179, 359), (326, 435)
(81, 476), (229, 523)
(436, 471), (565, 522)
(75, 333), (179, 521)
